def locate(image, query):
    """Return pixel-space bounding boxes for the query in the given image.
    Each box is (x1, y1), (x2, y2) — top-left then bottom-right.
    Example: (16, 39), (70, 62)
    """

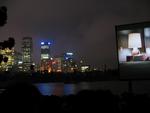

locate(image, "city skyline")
(0, 0), (150, 68)
(1, 2), (150, 110)
(0, 37), (92, 72)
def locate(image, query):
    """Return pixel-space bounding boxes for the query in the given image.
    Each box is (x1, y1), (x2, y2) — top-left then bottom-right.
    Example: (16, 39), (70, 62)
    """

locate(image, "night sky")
(0, 0), (150, 69)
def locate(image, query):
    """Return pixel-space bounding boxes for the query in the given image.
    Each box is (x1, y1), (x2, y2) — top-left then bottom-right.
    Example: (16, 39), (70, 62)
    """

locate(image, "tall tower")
(22, 37), (33, 72)
(40, 41), (51, 73)
(62, 52), (76, 72)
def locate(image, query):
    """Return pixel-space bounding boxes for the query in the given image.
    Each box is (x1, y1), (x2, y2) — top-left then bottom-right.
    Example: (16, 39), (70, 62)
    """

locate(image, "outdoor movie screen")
(116, 22), (150, 79)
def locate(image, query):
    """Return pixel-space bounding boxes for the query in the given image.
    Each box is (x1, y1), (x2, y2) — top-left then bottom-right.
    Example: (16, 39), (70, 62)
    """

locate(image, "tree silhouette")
(8, 37), (15, 49)
(0, 55), (3, 63)
(3, 41), (8, 50)
(0, 6), (9, 65)
(30, 65), (35, 71)
(3, 57), (8, 63)
(0, 38), (15, 50)
(0, 38), (15, 64)
(0, 6), (7, 26)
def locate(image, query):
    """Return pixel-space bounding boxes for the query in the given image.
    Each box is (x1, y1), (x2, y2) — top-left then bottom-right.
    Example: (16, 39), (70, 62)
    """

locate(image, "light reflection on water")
(34, 81), (130, 96)
(35, 83), (55, 96)
(34, 82), (91, 96)
(1, 81), (149, 96)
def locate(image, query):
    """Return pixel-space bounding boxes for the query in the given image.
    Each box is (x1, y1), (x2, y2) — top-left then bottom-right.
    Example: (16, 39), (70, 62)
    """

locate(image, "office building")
(51, 57), (63, 72)
(40, 41), (52, 73)
(62, 52), (77, 73)
(14, 51), (23, 71)
(22, 37), (33, 72)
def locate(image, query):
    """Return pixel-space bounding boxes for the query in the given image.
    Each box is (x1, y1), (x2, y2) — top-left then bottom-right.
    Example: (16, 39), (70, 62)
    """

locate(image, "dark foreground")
(0, 82), (150, 113)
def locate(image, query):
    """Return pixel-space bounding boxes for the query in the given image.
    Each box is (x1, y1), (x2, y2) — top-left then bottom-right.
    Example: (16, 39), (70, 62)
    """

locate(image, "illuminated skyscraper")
(14, 51), (23, 71)
(62, 52), (77, 73)
(40, 41), (52, 73)
(22, 37), (33, 72)
(51, 57), (63, 72)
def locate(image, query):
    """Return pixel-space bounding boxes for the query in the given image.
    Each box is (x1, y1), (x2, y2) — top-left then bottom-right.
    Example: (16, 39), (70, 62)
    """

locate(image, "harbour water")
(34, 81), (129, 96)
(35, 80), (150, 96)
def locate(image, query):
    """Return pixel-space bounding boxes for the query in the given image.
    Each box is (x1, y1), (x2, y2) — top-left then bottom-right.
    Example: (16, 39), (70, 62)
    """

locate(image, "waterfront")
(0, 73), (150, 96)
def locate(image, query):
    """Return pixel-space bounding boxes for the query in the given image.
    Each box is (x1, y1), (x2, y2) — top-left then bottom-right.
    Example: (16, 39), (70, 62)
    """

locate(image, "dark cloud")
(0, 0), (150, 68)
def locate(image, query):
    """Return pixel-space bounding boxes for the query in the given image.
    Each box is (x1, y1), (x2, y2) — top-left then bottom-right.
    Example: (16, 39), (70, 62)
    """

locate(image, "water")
(34, 81), (129, 96)
(0, 81), (149, 96)
(34, 82), (90, 96)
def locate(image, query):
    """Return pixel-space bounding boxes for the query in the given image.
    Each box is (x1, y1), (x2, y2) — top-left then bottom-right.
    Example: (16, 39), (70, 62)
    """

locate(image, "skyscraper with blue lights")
(62, 52), (77, 72)
(40, 41), (52, 73)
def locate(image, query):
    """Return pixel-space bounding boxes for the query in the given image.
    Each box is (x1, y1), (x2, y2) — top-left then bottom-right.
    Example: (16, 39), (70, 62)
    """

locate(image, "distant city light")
(81, 66), (89, 72)
(19, 67), (22, 69)
(48, 42), (51, 45)
(65, 57), (69, 60)
(18, 61), (23, 64)
(56, 69), (62, 72)
(66, 52), (73, 55)
(48, 68), (51, 73)
(42, 56), (49, 59)
(52, 61), (56, 64)
(93, 68), (98, 71)
(41, 42), (44, 45)
(41, 54), (49, 59)
(41, 45), (49, 49)
(80, 60), (83, 63)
